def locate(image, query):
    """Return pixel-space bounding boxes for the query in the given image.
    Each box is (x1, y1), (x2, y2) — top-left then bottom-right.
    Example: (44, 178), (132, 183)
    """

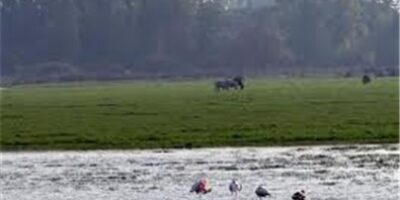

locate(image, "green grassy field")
(0, 78), (398, 150)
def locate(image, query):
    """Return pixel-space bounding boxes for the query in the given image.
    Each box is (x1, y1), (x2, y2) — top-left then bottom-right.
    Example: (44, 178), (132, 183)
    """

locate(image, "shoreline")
(1, 140), (398, 152)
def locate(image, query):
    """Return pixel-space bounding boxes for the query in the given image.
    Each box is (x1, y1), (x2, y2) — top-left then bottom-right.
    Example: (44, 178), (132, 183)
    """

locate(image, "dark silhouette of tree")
(0, 0), (398, 84)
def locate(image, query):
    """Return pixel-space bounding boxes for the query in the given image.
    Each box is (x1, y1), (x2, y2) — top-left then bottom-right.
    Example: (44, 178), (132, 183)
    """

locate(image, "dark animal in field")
(362, 75), (371, 84)
(232, 76), (244, 89)
(215, 79), (239, 91)
(292, 190), (306, 200)
(214, 76), (245, 91)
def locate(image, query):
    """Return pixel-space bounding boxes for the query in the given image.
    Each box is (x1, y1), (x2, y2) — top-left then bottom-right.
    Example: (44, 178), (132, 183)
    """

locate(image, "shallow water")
(1, 144), (399, 200)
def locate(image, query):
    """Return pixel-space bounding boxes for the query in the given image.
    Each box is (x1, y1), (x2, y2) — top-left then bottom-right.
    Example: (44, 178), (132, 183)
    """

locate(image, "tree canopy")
(1, 0), (399, 83)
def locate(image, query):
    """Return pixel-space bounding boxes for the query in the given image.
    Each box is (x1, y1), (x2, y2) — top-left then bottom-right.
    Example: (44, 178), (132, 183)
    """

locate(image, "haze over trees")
(1, 0), (399, 83)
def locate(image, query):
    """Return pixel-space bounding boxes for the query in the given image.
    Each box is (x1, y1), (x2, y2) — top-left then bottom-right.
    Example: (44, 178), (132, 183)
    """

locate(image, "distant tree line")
(1, 0), (399, 84)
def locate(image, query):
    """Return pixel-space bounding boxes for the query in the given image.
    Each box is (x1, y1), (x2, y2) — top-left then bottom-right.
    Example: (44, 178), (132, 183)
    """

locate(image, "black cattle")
(362, 75), (371, 84)
(214, 76), (245, 91)
(214, 79), (239, 91)
(232, 76), (244, 89)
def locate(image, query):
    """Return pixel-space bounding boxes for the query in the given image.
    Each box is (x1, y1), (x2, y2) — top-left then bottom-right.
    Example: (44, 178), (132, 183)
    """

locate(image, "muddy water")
(1, 144), (398, 200)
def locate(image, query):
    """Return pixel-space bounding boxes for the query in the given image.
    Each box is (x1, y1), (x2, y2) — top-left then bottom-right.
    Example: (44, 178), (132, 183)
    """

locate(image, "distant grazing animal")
(214, 76), (245, 91)
(292, 190), (306, 200)
(362, 75), (371, 84)
(215, 79), (239, 91)
(255, 185), (271, 200)
(190, 178), (212, 199)
(232, 76), (244, 89)
(229, 179), (242, 197)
